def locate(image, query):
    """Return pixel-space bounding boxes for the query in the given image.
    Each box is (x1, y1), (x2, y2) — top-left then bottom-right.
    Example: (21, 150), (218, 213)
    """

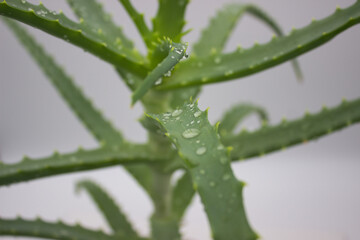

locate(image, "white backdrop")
(0, 0), (360, 239)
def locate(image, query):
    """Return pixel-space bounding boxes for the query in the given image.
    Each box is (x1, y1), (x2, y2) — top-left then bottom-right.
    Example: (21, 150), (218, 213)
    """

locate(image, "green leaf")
(153, 0), (190, 41)
(147, 102), (258, 240)
(0, 0), (148, 76)
(193, 3), (302, 80)
(159, 2), (360, 89)
(67, 0), (142, 61)
(223, 98), (360, 160)
(170, 171), (195, 221)
(132, 42), (187, 105)
(3, 18), (125, 145)
(118, 0), (152, 48)
(0, 217), (119, 240)
(3, 18), (159, 205)
(0, 144), (167, 186)
(76, 179), (139, 237)
(219, 103), (268, 137)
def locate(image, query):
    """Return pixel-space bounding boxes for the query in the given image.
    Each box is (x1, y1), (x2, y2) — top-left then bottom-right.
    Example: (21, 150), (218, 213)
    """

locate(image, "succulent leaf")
(147, 102), (257, 240)
(66, 0), (142, 61)
(159, 1), (360, 89)
(170, 171), (195, 221)
(118, 0), (152, 48)
(153, 0), (190, 41)
(3, 18), (124, 145)
(0, 0), (148, 76)
(224, 98), (360, 160)
(132, 42), (187, 105)
(3, 17), (159, 209)
(76, 179), (139, 237)
(219, 103), (268, 137)
(0, 217), (120, 240)
(193, 3), (302, 80)
(0, 145), (167, 186)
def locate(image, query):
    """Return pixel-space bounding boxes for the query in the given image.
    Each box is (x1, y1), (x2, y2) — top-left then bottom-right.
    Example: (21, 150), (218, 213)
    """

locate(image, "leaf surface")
(0, 145), (166, 186)
(147, 102), (257, 240)
(0, 0), (147, 76)
(224, 98), (360, 160)
(159, 2), (360, 89)
(0, 217), (119, 240)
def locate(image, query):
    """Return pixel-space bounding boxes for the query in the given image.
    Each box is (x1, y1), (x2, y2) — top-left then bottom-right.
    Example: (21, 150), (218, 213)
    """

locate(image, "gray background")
(1, 0), (360, 239)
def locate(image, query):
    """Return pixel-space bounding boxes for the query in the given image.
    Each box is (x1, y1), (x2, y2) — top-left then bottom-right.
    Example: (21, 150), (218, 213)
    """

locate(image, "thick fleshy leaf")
(132, 42), (187, 105)
(0, 217), (120, 240)
(153, 0), (190, 41)
(219, 103), (268, 137)
(118, 0), (152, 47)
(147, 102), (257, 240)
(223, 98), (360, 160)
(0, 145), (167, 186)
(0, 0), (148, 76)
(67, 0), (140, 58)
(3, 18), (124, 144)
(76, 180), (139, 237)
(159, 2), (360, 89)
(193, 3), (302, 80)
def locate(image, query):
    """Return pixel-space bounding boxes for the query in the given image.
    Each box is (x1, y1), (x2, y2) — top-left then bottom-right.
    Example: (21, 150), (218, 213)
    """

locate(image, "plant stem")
(144, 92), (181, 240)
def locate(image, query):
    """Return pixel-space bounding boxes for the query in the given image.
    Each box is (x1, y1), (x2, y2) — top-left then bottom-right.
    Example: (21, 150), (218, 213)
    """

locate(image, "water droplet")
(155, 78), (163, 85)
(225, 70), (234, 76)
(164, 70), (172, 77)
(220, 157), (228, 164)
(222, 174), (231, 181)
(172, 109), (183, 117)
(182, 128), (200, 139)
(214, 57), (221, 64)
(196, 140), (200, 144)
(194, 111), (201, 117)
(196, 147), (207, 155)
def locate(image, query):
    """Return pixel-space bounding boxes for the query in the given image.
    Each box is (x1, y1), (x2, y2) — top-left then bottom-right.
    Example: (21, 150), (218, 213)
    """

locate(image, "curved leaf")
(0, 217), (118, 240)
(153, 0), (190, 41)
(76, 179), (139, 237)
(132, 42), (187, 105)
(219, 103), (268, 137)
(224, 97), (360, 160)
(0, 144), (167, 186)
(193, 3), (302, 80)
(159, 2), (360, 89)
(67, 0), (140, 59)
(0, 0), (148, 76)
(3, 18), (124, 144)
(118, 0), (152, 47)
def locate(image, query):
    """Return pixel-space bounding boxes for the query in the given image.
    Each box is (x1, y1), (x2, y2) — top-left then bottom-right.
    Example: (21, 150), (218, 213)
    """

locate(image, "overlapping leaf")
(0, 0), (148, 76)
(147, 102), (257, 240)
(0, 144), (166, 186)
(223, 98), (360, 160)
(159, 1), (360, 89)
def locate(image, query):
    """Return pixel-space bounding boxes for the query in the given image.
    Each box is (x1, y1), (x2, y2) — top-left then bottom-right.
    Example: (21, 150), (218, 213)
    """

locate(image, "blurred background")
(0, 0), (360, 239)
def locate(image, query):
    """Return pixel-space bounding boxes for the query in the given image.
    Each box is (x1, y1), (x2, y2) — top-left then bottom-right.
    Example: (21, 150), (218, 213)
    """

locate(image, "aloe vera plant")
(0, 0), (359, 239)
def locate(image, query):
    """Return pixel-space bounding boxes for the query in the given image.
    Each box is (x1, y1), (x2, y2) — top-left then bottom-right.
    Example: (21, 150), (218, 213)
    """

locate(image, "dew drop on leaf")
(182, 128), (200, 139)
(194, 111), (202, 117)
(196, 147), (207, 155)
(172, 109), (183, 117)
